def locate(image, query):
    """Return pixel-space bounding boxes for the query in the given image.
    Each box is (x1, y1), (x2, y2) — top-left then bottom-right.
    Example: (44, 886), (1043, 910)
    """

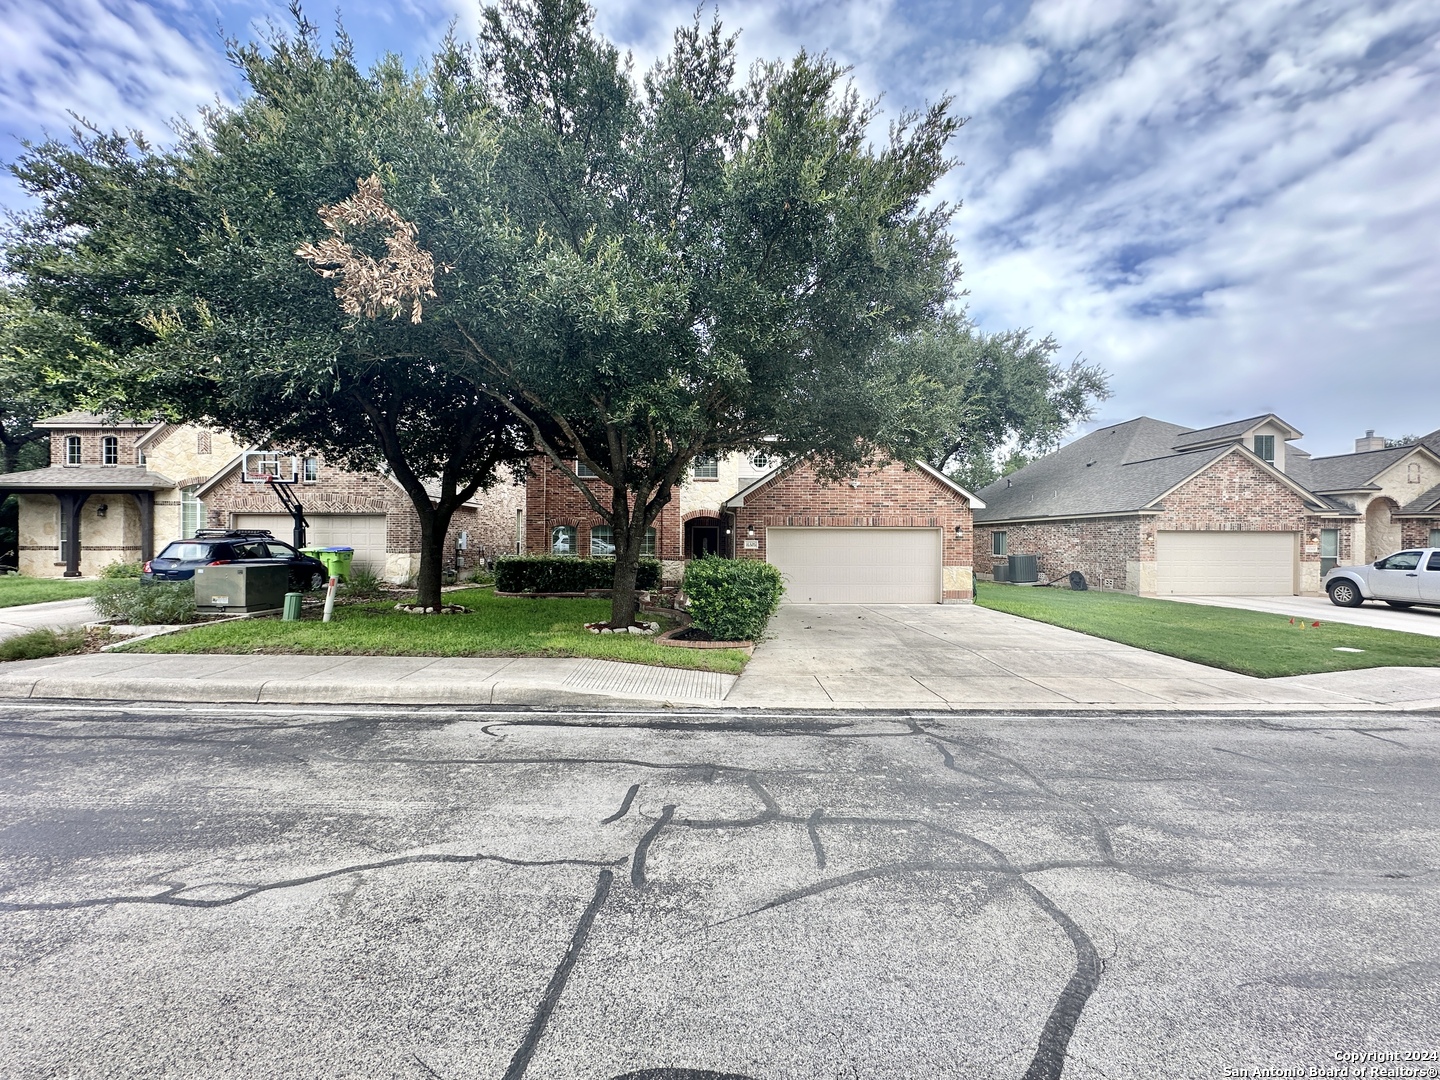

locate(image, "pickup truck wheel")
(1327, 580), (1363, 607)
(1385, 600), (1415, 610)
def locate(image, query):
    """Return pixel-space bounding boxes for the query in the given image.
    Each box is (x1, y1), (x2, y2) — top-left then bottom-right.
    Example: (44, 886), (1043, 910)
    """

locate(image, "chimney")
(1355, 429), (1385, 453)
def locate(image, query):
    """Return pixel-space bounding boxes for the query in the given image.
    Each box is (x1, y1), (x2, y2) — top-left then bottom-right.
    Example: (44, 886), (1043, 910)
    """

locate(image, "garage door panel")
(233, 513), (387, 573)
(1155, 531), (1296, 595)
(767, 528), (942, 604)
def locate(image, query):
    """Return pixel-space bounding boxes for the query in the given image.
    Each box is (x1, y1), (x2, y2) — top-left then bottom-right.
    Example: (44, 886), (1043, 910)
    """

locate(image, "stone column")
(57, 491), (89, 577)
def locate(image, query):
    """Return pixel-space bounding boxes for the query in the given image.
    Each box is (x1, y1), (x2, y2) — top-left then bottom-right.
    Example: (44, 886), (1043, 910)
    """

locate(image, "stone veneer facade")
(15, 421), (522, 581)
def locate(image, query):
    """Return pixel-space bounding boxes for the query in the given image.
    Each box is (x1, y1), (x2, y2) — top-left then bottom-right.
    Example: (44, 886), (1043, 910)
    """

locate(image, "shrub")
(100, 561), (144, 579)
(494, 556), (661, 594)
(343, 565), (387, 600)
(0, 627), (87, 662)
(92, 580), (198, 625)
(682, 557), (784, 642)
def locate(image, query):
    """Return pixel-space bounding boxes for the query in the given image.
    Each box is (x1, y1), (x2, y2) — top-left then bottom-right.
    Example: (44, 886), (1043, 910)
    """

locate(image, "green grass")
(976, 583), (1440, 678)
(0, 576), (103, 608)
(124, 587), (748, 674)
(0, 627), (88, 662)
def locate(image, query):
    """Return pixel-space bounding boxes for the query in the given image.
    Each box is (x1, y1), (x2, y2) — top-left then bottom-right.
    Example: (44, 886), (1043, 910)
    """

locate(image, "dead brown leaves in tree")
(296, 175), (438, 324)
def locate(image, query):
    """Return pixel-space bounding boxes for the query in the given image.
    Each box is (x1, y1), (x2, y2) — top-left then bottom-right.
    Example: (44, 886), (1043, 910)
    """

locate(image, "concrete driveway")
(0, 598), (96, 643)
(727, 603), (1368, 709)
(1171, 593), (1440, 637)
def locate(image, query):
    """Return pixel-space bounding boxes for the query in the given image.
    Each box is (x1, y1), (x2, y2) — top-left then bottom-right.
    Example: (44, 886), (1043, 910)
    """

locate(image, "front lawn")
(123, 587), (748, 674)
(0, 576), (103, 609)
(976, 584), (1440, 678)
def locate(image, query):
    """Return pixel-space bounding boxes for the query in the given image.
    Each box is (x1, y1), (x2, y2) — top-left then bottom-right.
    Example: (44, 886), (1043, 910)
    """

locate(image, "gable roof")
(1169, 413), (1302, 450)
(723, 458), (982, 510)
(1398, 482), (1440, 516)
(1290, 442), (1440, 494)
(35, 411), (157, 431)
(974, 417), (1330, 524)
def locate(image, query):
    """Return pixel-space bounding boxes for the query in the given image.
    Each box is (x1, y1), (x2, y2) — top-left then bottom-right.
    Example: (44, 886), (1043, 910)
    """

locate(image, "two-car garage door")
(766, 527), (942, 604)
(1155, 531), (1297, 595)
(233, 513), (388, 574)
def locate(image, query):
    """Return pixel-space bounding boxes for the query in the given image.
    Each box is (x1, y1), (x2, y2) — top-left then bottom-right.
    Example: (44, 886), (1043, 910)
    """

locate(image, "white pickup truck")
(1323, 548), (1440, 608)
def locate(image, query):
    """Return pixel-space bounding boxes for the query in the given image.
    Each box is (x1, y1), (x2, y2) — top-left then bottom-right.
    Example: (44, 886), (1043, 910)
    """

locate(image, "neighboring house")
(972, 415), (1440, 597)
(1, 413), (523, 579)
(523, 453), (982, 603)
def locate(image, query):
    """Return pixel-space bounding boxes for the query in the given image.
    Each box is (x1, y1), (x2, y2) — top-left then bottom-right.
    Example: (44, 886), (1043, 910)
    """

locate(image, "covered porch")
(0, 467), (171, 577)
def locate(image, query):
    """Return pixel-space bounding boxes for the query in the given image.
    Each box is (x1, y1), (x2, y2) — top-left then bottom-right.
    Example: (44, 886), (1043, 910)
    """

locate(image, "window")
(550, 525), (577, 555)
(1319, 528), (1339, 576)
(1431, 529), (1440, 548)
(992, 531), (1007, 558)
(136, 444), (146, 467)
(1253, 435), (1275, 463)
(641, 527), (657, 557)
(302, 456), (319, 482)
(692, 454), (718, 479)
(180, 486), (205, 538)
(58, 509), (71, 561)
(575, 460), (598, 479)
(101, 436), (118, 466)
(590, 524), (615, 556)
(1376, 551), (1422, 571)
(65, 435), (82, 466)
(1427, 552), (1440, 572)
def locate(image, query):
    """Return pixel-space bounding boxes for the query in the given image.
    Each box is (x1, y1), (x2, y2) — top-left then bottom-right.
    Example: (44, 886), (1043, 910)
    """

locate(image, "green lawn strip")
(975, 584), (1440, 678)
(0, 577), (103, 608)
(124, 587), (747, 674)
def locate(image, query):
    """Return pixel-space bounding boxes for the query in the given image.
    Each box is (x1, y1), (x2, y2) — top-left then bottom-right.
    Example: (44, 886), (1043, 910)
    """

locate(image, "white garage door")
(1155, 531), (1297, 595)
(766, 527), (943, 604)
(233, 513), (388, 573)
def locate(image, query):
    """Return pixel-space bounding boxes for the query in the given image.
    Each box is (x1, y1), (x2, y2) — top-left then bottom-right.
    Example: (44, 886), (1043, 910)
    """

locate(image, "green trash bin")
(316, 546), (355, 582)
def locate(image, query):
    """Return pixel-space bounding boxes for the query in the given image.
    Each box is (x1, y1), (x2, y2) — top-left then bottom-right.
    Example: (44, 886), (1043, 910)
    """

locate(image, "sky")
(1, 0), (1437, 458)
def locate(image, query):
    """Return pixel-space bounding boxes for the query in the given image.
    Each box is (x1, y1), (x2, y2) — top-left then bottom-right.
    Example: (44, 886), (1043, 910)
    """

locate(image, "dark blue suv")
(143, 530), (329, 592)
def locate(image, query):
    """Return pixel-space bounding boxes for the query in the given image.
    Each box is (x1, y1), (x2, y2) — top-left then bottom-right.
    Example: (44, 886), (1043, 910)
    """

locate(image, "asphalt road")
(0, 702), (1437, 1080)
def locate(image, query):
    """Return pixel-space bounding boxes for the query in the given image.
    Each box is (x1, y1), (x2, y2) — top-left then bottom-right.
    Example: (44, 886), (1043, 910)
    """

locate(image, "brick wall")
(47, 427), (149, 467)
(1402, 519), (1440, 548)
(727, 459), (975, 600)
(523, 456), (684, 561)
(973, 516), (1144, 591)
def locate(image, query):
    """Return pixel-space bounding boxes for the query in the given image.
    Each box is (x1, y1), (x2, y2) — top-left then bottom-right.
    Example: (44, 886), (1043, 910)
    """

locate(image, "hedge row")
(494, 556), (662, 594)
(682, 556), (784, 642)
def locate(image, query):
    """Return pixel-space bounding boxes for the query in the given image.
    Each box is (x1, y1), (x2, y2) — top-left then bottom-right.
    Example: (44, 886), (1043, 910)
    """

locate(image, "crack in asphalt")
(806, 808), (827, 870)
(631, 805), (677, 889)
(602, 783), (641, 824)
(0, 852), (627, 912)
(502, 869), (614, 1080)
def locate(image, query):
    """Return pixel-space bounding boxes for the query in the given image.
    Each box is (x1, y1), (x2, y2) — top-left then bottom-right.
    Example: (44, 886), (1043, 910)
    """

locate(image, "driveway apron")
(726, 603), (1373, 709)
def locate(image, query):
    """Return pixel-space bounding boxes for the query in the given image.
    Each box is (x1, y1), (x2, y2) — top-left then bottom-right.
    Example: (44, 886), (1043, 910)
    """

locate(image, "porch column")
(134, 491), (155, 563)
(57, 491), (89, 577)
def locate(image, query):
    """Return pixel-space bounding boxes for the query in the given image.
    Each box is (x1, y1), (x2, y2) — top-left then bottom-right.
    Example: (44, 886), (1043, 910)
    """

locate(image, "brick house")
(971, 415), (1440, 597)
(523, 453), (982, 603)
(2, 412), (522, 579)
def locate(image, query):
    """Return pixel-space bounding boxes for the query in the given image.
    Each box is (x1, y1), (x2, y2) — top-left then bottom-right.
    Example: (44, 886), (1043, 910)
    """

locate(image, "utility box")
(194, 563), (291, 614)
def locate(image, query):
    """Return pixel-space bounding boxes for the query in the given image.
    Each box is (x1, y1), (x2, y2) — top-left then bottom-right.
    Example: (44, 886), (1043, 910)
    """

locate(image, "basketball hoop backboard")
(241, 450), (299, 484)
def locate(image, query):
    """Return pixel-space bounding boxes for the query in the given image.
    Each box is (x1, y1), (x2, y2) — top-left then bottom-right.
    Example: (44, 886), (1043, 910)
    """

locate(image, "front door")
(691, 525), (720, 558)
(1369, 550), (1423, 601)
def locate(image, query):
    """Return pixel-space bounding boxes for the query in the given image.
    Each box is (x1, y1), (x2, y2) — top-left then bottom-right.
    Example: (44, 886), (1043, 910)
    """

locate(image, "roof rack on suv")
(192, 529), (276, 539)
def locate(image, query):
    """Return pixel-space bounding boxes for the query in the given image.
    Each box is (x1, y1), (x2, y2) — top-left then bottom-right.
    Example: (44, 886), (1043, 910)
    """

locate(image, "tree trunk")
(608, 526), (645, 627)
(413, 503), (457, 609)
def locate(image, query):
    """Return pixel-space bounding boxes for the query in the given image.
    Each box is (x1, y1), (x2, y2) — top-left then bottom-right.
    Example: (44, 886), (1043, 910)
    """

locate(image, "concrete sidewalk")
(0, 653), (737, 708)
(0, 598), (97, 643)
